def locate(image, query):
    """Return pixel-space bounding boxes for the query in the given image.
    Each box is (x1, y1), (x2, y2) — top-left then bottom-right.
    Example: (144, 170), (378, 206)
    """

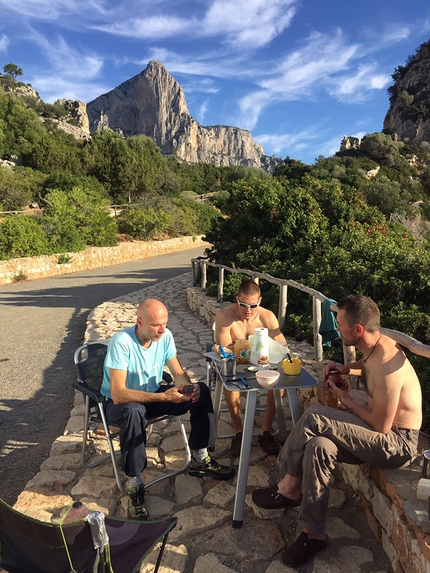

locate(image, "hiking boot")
(127, 485), (149, 521)
(188, 455), (235, 480)
(258, 431), (279, 455)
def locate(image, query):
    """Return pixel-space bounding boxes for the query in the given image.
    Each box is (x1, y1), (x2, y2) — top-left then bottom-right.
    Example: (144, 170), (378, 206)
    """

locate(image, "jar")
(258, 355), (270, 370)
(234, 339), (250, 363)
(328, 369), (344, 388)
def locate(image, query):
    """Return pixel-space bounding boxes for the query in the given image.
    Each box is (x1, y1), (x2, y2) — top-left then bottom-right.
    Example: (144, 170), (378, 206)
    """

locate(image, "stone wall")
(0, 236), (210, 285)
(186, 285), (430, 573)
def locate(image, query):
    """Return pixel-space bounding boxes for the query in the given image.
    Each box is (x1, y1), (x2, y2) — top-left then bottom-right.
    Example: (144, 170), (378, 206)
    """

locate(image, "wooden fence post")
(201, 261), (207, 289)
(278, 284), (288, 328)
(218, 267), (224, 302)
(313, 296), (323, 361)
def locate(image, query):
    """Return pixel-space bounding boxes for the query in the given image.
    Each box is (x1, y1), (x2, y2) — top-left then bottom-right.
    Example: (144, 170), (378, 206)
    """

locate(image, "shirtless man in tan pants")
(252, 294), (422, 567)
(215, 279), (288, 456)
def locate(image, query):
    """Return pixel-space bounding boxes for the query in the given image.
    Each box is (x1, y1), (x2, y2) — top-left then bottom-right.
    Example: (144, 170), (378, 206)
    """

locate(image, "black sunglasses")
(237, 300), (260, 310)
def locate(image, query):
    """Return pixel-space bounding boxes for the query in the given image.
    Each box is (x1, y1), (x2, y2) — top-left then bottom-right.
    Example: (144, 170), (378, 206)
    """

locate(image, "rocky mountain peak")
(87, 61), (272, 169)
(383, 39), (430, 144)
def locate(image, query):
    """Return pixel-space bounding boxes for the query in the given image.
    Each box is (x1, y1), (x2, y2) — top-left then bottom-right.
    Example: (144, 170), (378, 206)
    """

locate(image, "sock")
(128, 475), (144, 489)
(192, 448), (209, 463)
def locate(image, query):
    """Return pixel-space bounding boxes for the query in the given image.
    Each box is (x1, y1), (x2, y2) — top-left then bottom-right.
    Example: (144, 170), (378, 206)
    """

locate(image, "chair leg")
(81, 396), (90, 467)
(145, 416), (191, 490)
(153, 531), (171, 573)
(98, 404), (128, 495)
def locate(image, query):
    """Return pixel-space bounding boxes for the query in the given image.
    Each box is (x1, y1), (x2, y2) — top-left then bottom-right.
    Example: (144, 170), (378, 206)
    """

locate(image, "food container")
(256, 369), (280, 388)
(258, 355), (270, 370)
(327, 369), (344, 387)
(281, 357), (301, 375)
(234, 339), (250, 363)
(220, 356), (236, 377)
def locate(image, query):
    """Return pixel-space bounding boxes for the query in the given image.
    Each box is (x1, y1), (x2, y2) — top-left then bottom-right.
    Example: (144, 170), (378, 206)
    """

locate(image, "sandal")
(257, 431), (279, 455)
(230, 432), (243, 457)
(282, 532), (328, 567)
(251, 483), (301, 509)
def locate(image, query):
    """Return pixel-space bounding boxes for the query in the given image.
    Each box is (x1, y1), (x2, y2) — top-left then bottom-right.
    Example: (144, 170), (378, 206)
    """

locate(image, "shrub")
(0, 215), (50, 259)
(117, 205), (172, 240)
(41, 187), (117, 252)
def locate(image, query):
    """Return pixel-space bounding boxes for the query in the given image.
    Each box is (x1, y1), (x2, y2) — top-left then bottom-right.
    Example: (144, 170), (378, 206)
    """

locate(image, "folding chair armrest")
(73, 380), (106, 404)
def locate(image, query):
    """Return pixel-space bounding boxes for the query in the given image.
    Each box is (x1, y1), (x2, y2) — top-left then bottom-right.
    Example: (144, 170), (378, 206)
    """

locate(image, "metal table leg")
(286, 388), (301, 426)
(232, 391), (257, 528)
(274, 389), (288, 442)
(212, 371), (224, 448)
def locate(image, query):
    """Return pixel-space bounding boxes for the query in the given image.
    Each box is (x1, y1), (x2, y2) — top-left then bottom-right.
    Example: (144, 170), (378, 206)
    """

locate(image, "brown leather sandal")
(282, 532), (328, 567)
(251, 483), (301, 509)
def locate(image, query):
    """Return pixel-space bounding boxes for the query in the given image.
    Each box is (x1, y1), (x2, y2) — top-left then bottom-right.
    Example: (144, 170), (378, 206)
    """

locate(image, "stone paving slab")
(14, 272), (396, 573)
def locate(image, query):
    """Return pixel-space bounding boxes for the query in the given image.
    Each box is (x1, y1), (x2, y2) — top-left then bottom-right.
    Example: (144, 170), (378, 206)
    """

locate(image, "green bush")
(0, 215), (50, 259)
(117, 205), (172, 240)
(42, 187), (117, 251)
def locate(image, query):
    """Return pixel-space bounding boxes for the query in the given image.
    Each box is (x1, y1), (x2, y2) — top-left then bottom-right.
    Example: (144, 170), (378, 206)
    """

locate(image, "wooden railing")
(191, 257), (430, 368)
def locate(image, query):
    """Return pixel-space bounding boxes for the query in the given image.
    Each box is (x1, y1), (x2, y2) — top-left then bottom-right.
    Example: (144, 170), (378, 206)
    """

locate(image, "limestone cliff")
(87, 61), (273, 169)
(383, 40), (430, 144)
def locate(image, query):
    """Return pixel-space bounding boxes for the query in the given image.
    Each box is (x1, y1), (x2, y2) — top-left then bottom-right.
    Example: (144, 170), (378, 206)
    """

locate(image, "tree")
(3, 63), (23, 81)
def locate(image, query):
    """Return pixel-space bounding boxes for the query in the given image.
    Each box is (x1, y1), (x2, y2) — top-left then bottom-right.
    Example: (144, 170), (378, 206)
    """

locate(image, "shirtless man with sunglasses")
(215, 280), (288, 456)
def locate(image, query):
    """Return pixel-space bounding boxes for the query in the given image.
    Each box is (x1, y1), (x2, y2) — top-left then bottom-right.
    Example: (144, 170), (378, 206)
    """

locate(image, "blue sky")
(0, 0), (429, 165)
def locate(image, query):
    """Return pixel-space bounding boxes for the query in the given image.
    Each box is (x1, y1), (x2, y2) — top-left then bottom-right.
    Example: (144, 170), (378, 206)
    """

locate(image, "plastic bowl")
(256, 369), (280, 388)
(281, 357), (301, 375)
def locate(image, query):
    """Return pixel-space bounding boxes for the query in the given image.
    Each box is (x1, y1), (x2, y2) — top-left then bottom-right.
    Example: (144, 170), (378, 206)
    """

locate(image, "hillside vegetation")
(0, 71), (270, 258)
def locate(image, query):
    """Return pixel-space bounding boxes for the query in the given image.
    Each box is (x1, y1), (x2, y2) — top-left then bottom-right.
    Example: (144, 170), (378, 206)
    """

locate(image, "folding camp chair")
(73, 341), (191, 495)
(0, 498), (176, 573)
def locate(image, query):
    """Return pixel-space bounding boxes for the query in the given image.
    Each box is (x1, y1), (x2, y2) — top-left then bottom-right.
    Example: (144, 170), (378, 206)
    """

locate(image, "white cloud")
(329, 64), (391, 102)
(378, 25), (411, 44)
(27, 31), (104, 80)
(93, 15), (194, 39)
(236, 28), (397, 129)
(92, 0), (299, 48)
(0, 34), (9, 52)
(31, 74), (111, 103)
(203, 0), (298, 48)
(255, 128), (319, 155)
(197, 99), (209, 123)
(182, 78), (219, 94)
(0, 0), (115, 21)
(134, 47), (252, 81)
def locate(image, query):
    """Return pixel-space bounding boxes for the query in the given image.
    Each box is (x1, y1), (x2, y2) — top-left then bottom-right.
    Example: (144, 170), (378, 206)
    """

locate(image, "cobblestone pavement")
(13, 272), (394, 573)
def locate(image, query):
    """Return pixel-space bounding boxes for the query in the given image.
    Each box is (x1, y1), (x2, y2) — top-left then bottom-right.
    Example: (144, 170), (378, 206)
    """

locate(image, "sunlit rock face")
(87, 60), (271, 168)
(384, 40), (430, 145)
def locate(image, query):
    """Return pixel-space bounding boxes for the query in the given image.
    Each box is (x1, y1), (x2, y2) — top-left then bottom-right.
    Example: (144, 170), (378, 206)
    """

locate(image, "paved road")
(0, 246), (206, 505)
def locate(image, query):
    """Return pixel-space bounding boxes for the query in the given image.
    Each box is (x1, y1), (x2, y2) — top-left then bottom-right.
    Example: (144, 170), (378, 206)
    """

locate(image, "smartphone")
(179, 385), (194, 394)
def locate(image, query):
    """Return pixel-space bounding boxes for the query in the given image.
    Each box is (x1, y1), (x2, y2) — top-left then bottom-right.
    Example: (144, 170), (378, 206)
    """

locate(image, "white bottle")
(416, 478), (430, 500)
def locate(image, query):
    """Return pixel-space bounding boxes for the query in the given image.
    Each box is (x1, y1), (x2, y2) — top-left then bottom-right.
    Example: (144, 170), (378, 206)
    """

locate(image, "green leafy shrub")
(0, 166), (46, 211)
(42, 187), (117, 251)
(0, 215), (50, 259)
(117, 205), (172, 240)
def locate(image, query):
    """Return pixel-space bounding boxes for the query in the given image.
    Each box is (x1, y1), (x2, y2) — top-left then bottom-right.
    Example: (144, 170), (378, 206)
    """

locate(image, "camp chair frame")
(73, 341), (191, 496)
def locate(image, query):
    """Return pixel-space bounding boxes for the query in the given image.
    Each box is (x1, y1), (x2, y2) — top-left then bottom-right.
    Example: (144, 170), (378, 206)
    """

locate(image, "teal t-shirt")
(101, 326), (176, 399)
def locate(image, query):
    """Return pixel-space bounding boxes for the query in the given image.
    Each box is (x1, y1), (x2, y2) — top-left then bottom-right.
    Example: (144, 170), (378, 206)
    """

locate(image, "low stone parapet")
(0, 236), (210, 285)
